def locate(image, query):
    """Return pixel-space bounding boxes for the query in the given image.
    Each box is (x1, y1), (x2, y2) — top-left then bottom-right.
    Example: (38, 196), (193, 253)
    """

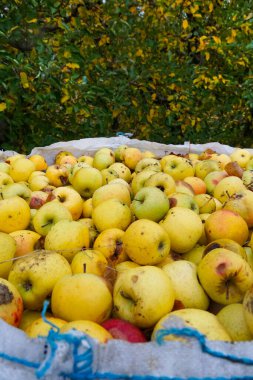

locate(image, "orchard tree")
(0, 0), (252, 153)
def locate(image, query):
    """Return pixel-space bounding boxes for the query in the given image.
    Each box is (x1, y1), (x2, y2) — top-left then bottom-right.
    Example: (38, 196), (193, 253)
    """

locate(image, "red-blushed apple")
(204, 170), (228, 195)
(184, 176), (206, 195)
(101, 318), (147, 343)
(9, 229), (42, 258)
(29, 190), (52, 209)
(204, 209), (249, 245)
(0, 278), (23, 327)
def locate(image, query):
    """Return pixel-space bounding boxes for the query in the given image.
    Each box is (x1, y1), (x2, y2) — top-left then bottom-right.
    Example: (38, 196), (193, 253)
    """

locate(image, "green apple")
(44, 219), (90, 262)
(131, 186), (170, 222)
(114, 145), (128, 162)
(113, 265), (175, 328)
(134, 157), (161, 174)
(70, 166), (103, 198)
(168, 192), (199, 213)
(159, 207), (203, 253)
(131, 169), (158, 195)
(162, 260), (210, 310)
(123, 219), (170, 265)
(194, 159), (221, 180)
(204, 170), (228, 195)
(32, 201), (73, 236)
(198, 248), (253, 305)
(8, 251), (72, 310)
(1, 182), (32, 203)
(92, 148), (115, 170)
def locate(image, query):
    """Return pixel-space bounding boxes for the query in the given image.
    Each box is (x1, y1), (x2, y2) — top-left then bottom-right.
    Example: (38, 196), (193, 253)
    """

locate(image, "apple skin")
(0, 278), (23, 327)
(108, 163), (132, 183)
(45, 164), (69, 187)
(131, 186), (170, 222)
(135, 158), (161, 174)
(0, 196), (31, 233)
(60, 320), (113, 343)
(113, 265), (175, 328)
(122, 147), (143, 170)
(123, 219), (171, 265)
(9, 157), (36, 182)
(101, 318), (147, 343)
(28, 154), (48, 171)
(8, 251), (72, 310)
(163, 156), (194, 180)
(70, 166), (103, 198)
(194, 159), (221, 180)
(223, 190), (253, 228)
(29, 190), (51, 209)
(51, 273), (113, 323)
(0, 172), (14, 188)
(184, 176), (206, 195)
(9, 229), (42, 258)
(52, 185), (83, 221)
(93, 148), (115, 171)
(230, 148), (251, 168)
(144, 171), (176, 197)
(0, 232), (16, 279)
(92, 182), (132, 208)
(25, 317), (67, 338)
(197, 248), (253, 305)
(204, 209), (249, 245)
(194, 193), (216, 214)
(71, 249), (108, 276)
(1, 182), (32, 203)
(93, 228), (128, 265)
(204, 170), (228, 195)
(131, 169), (158, 195)
(168, 192), (199, 214)
(213, 176), (246, 204)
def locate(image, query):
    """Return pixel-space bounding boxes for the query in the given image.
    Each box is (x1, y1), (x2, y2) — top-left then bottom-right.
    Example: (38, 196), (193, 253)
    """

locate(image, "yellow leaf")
(226, 29), (237, 44)
(213, 36), (221, 44)
(151, 93), (157, 101)
(132, 99), (138, 107)
(65, 63), (80, 69)
(27, 18), (37, 23)
(205, 52), (210, 61)
(209, 2), (214, 12)
(0, 102), (7, 112)
(136, 49), (144, 58)
(190, 5), (199, 14)
(98, 35), (110, 46)
(64, 51), (71, 58)
(112, 109), (121, 118)
(182, 19), (189, 30)
(20, 72), (29, 89)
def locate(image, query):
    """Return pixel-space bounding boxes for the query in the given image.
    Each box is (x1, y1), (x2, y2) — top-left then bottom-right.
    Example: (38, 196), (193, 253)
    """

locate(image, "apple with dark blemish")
(0, 278), (23, 327)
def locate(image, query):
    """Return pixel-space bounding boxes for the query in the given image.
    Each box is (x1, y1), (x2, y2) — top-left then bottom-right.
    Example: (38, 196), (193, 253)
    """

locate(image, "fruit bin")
(1, 136), (253, 380)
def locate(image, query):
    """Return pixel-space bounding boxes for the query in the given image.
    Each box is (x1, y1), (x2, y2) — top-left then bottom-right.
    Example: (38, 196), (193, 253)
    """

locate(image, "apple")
(242, 170), (253, 191)
(92, 198), (132, 232)
(57, 154), (77, 166)
(203, 238), (247, 260)
(8, 250), (72, 310)
(217, 303), (253, 341)
(230, 148), (251, 168)
(19, 309), (52, 331)
(223, 190), (253, 227)
(82, 198), (93, 218)
(5, 153), (26, 165)
(182, 244), (206, 265)
(0, 232), (16, 279)
(108, 162), (132, 183)
(77, 155), (93, 166)
(1, 182), (32, 203)
(174, 180), (195, 196)
(142, 150), (156, 158)
(197, 248), (253, 305)
(194, 193), (216, 214)
(9, 157), (36, 182)
(92, 182), (131, 208)
(152, 308), (231, 342)
(101, 318), (147, 342)
(184, 176), (206, 195)
(113, 265), (175, 328)
(122, 147), (143, 170)
(134, 157), (161, 174)
(44, 219), (90, 262)
(204, 170), (228, 195)
(0, 278), (23, 327)
(78, 217), (98, 246)
(32, 201), (73, 236)
(204, 209), (249, 245)
(144, 171), (176, 196)
(163, 156), (194, 180)
(68, 162), (91, 183)
(213, 176), (246, 204)
(224, 161), (244, 178)
(93, 228), (128, 265)
(162, 260), (210, 310)
(52, 185), (83, 220)
(159, 207), (203, 254)
(168, 192), (199, 214)
(25, 316), (67, 338)
(100, 168), (120, 185)
(28, 154), (48, 171)
(0, 196), (31, 233)
(29, 190), (51, 209)
(71, 249), (108, 276)
(211, 153), (231, 169)
(51, 273), (113, 323)
(198, 213), (210, 245)
(0, 162), (10, 174)
(54, 150), (74, 164)
(114, 145), (128, 162)
(115, 260), (140, 275)
(9, 229), (42, 258)
(122, 219), (170, 265)
(131, 186), (170, 222)
(28, 174), (50, 191)
(194, 159), (221, 180)
(0, 172), (14, 187)
(93, 148), (115, 170)
(60, 320), (113, 343)
(45, 164), (69, 187)
(130, 169), (158, 195)
(70, 166), (103, 198)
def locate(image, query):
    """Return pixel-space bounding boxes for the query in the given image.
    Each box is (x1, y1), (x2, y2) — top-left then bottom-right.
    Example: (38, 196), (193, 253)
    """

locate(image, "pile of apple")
(2, 143), (253, 344)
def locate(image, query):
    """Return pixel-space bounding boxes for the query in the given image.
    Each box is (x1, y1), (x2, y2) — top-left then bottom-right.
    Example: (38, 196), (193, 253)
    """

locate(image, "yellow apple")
(51, 273), (113, 323)
(204, 170), (228, 195)
(0, 162), (10, 174)
(174, 180), (195, 195)
(28, 154), (48, 171)
(25, 317), (67, 338)
(113, 265), (175, 328)
(52, 185), (83, 220)
(130, 169), (158, 195)
(78, 217), (98, 246)
(230, 148), (251, 168)
(93, 228), (128, 265)
(70, 166), (103, 198)
(152, 308), (231, 342)
(71, 249), (108, 276)
(159, 207), (203, 253)
(115, 260), (140, 276)
(123, 219), (170, 265)
(223, 190), (253, 228)
(0, 196), (31, 233)
(82, 198), (93, 218)
(0, 172), (14, 187)
(8, 250), (72, 310)
(93, 148), (115, 170)
(203, 238), (247, 260)
(9, 229), (42, 258)
(54, 150), (74, 164)
(168, 192), (199, 214)
(60, 320), (113, 343)
(92, 182), (131, 208)
(28, 174), (50, 191)
(217, 303), (252, 341)
(163, 156), (194, 180)
(144, 171), (176, 196)
(0, 278), (23, 327)
(0, 232), (16, 278)
(122, 147), (143, 170)
(1, 182), (32, 203)
(194, 159), (221, 180)
(92, 198), (132, 232)
(9, 157), (36, 182)
(44, 219), (90, 262)
(135, 157), (161, 174)
(32, 201), (73, 236)
(213, 176), (246, 204)
(45, 164), (69, 187)
(204, 209), (249, 245)
(197, 248), (253, 304)
(194, 193), (216, 214)
(77, 155), (93, 166)
(108, 162), (132, 183)
(19, 309), (52, 331)
(182, 245), (206, 265)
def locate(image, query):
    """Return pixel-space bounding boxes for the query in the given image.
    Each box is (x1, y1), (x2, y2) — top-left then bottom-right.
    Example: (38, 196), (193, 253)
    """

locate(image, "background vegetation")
(0, 0), (253, 153)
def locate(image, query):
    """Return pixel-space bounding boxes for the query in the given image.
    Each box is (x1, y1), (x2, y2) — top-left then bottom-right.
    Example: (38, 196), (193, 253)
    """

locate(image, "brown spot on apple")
(131, 275), (138, 283)
(245, 298), (253, 314)
(216, 262), (226, 275)
(0, 284), (14, 305)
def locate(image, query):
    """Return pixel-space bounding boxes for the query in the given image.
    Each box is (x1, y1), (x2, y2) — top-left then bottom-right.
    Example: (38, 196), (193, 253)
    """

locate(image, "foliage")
(0, 0), (253, 153)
